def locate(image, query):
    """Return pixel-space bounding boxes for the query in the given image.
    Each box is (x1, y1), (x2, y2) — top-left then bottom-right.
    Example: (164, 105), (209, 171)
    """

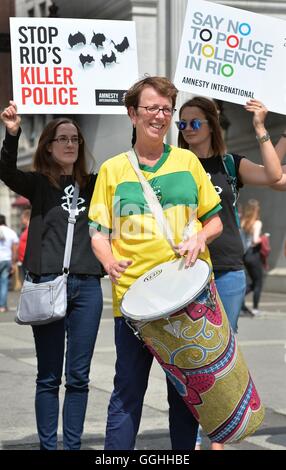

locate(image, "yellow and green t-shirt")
(89, 144), (221, 316)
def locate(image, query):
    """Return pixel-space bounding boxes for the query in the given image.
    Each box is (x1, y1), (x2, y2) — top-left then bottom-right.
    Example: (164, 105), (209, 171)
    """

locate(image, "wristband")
(256, 132), (270, 144)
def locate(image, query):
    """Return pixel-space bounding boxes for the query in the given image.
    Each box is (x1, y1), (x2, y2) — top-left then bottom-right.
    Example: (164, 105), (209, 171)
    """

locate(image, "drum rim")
(120, 258), (212, 321)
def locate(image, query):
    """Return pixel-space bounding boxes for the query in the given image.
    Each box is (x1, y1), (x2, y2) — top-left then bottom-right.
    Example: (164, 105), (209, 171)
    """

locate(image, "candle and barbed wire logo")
(67, 31), (130, 69)
(185, 12), (275, 78)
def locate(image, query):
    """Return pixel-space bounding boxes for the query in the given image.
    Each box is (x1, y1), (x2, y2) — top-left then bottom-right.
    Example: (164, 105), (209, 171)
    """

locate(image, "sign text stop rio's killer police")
(10, 17), (138, 114)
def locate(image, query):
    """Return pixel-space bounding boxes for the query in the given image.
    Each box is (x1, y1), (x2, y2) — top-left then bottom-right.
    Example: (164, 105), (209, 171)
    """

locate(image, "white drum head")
(120, 258), (211, 321)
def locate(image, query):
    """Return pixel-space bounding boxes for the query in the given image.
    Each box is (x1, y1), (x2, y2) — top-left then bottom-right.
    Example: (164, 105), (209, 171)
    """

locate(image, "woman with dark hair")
(176, 96), (281, 450)
(177, 97), (281, 333)
(0, 101), (104, 450)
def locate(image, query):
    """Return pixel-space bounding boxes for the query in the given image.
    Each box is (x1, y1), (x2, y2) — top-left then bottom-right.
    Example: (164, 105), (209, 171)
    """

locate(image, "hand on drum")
(107, 259), (133, 284)
(176, 230), (207, 267)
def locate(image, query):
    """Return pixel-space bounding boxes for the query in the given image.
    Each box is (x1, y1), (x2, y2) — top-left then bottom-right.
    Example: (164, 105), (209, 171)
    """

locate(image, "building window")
(27, 8), (34, 17)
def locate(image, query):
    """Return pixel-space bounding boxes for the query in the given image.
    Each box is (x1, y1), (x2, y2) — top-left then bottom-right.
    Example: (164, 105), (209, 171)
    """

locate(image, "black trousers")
(244, 247), (264, 309)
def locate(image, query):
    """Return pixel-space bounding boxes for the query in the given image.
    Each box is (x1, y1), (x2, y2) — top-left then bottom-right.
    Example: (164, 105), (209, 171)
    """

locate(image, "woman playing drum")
(88, 76), (223, 450)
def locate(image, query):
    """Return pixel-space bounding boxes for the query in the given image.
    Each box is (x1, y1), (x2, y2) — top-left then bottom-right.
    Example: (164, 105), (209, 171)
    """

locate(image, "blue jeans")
(32, 274), (103, 450)
(104, 317), (198, 450)
(0, 260), (11, 308)
(214, 270), (246, 334)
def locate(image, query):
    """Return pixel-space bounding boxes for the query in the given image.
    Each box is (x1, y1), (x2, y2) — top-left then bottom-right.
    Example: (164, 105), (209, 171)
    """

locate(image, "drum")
(120, 258), (264, 444)
(121, 257), (211, 321)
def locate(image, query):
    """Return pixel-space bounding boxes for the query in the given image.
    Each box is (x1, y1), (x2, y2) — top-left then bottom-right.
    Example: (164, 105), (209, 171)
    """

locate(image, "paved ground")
(0, 288), (286, 453)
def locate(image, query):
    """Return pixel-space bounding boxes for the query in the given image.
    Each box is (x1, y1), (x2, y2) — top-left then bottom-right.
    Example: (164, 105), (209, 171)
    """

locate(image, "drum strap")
(127, 148), (177, 253)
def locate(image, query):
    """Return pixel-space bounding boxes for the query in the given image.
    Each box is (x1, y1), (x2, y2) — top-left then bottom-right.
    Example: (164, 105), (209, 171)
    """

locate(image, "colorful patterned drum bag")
(131, 280), (264, 443)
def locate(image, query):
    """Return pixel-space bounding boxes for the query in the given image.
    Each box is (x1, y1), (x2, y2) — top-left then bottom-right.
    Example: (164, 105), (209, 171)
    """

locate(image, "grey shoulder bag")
(15, 183), (80, 325)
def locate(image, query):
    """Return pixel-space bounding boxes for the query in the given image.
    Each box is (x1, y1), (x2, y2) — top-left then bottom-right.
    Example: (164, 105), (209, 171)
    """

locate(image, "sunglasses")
(175, 119), (208, 131)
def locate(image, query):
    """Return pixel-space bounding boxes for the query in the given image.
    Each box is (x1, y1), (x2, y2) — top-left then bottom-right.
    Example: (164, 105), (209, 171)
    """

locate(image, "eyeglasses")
(175, 119), (208, 131)
(137, 105), (176, 116)
(51, 136), (83, 145)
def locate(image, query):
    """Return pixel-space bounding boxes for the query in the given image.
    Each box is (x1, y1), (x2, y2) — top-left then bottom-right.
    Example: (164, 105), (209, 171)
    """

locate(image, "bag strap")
(222, 153), (240, 227)
(222, 153), (236, 178)
(62, 182), (80, 273)
(126, 149), (177, 252)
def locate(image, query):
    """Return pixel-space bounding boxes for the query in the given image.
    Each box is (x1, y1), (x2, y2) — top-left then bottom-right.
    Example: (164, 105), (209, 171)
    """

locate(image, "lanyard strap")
(62, 182), (80, 273)
(127, 149), (177, 252)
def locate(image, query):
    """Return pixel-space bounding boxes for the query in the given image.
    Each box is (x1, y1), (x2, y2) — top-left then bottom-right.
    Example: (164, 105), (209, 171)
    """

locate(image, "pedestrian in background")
(0, 214), (19, 312)
(18, 208), (31, 283)
(240, 199), (264, 316)
(0, 101), (104, 450)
